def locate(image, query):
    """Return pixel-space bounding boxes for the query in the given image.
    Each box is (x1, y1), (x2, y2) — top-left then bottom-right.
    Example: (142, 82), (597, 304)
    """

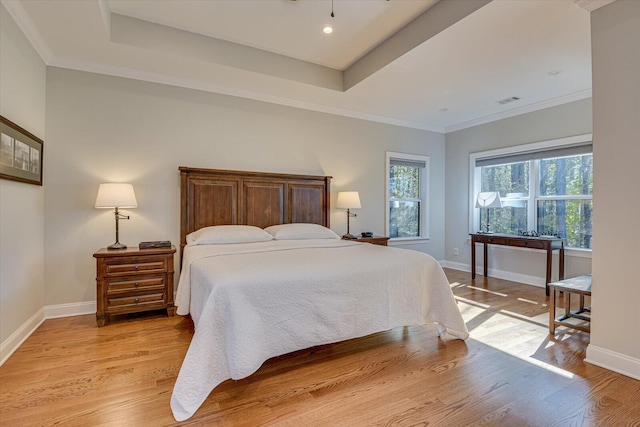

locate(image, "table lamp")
(475, 191), (502, 234)
(95, 183), (137, 249)
(336, 191), (361, 239)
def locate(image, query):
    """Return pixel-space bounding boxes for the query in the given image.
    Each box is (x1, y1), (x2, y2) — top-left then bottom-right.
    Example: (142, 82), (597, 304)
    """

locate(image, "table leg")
(545, 247), (552, 296)
(559, 247), (565, 281)
(483, 242), (488, 278)
(471, 238), (476, 280)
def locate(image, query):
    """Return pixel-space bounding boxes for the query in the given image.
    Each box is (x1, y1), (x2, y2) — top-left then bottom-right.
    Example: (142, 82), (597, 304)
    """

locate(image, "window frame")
(469, 134), (593, 251)
(385, 151), (430, 242)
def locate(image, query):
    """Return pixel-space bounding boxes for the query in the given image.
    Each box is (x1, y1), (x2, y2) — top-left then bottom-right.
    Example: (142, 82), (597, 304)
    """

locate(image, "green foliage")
(390, 165), (419, 199)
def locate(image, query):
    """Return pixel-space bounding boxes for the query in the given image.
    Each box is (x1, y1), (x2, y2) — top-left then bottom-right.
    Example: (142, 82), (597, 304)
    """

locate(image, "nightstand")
(344, 235), (390, 246)
(93, 245), (176, 326)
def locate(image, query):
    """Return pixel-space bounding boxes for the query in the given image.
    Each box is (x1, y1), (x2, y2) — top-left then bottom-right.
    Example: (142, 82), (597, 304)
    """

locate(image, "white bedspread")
(171, 239), (469, 421)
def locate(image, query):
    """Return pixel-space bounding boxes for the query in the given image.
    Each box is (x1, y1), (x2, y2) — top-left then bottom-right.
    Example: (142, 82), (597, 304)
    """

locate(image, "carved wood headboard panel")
(179, 167), (332, 251)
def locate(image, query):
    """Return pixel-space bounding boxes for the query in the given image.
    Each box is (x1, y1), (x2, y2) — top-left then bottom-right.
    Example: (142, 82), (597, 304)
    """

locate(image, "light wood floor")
(1, 269), (638, 426)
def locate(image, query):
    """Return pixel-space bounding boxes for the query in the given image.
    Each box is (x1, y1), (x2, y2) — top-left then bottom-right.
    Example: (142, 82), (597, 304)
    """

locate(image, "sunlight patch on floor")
(498, 308), (547, 327)
(510, 351), (575, 379)
(455, 300), (576, 380)
(455, 300), (490, 326)
(455, 296), (491, 309)
(464, 285), (508, 297)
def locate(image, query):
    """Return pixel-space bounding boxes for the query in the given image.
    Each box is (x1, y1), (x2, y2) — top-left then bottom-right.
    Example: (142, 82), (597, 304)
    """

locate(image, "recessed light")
(547, 69), (562, 76)
(323, 26), (333, 34)
(438, 108), (449, 112)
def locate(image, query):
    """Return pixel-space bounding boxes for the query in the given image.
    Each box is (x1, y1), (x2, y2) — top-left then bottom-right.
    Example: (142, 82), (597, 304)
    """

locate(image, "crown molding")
(445, 89), (592, 133)
(48, 56), (444, 133)
(574, 0), (617, 13)
(1, 0), (52, 64)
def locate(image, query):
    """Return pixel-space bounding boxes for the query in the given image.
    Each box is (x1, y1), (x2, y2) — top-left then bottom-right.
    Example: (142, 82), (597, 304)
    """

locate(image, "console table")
(470, 233), (564, 295)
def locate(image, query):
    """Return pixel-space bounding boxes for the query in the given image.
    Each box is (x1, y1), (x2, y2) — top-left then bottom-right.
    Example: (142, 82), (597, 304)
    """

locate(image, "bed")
(171, 167), (469, 421)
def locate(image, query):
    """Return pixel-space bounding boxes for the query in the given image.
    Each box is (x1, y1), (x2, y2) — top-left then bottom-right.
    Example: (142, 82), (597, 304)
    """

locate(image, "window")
(386, 152), (429, 240)
(471, 135), (593, 249)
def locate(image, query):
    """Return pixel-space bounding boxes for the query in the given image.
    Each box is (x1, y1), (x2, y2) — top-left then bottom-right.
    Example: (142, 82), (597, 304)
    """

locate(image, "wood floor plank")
(1, 269), (638, 426)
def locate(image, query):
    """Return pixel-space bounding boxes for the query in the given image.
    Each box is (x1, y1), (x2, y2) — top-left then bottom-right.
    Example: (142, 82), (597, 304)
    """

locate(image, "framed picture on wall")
(0, 115), (43, 186)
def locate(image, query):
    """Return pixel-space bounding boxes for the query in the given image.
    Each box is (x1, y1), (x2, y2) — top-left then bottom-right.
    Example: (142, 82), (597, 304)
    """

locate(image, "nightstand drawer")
(107, 292), (166, 311)
(106, 276), (165, 294)
(104, 256), (167, 276)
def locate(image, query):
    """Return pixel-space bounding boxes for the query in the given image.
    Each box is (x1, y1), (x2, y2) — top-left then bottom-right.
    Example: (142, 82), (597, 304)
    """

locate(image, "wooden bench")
(549, 275), (591, 334)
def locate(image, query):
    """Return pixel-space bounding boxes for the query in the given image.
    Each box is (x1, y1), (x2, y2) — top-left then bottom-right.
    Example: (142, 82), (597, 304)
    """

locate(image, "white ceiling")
(3, 0), (593, 133)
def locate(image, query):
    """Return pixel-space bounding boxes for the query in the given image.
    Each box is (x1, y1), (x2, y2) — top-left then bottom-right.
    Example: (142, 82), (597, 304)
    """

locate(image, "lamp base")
(342, 233), (357, 239)
(107, 242), (127, 250)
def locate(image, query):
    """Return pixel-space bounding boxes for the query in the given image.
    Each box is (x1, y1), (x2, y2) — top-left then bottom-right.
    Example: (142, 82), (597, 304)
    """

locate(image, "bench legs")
(549, 285), (591, 335)
(549, 286), (556, 334)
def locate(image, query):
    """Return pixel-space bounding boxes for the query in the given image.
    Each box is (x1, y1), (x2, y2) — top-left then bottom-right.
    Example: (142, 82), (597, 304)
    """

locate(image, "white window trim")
(385, 151), (430, 241)
(469, 133), (592, 251)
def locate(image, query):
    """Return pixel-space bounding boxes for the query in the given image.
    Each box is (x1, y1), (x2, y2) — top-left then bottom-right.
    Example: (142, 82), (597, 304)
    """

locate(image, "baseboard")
(585, 344), (640, 380)
(1, 301), (96, 367)
(0, 307), (45, 366)
(440, 260), (469, 271)
(439, 261), (545, 288)
(44, 301), (96, 319)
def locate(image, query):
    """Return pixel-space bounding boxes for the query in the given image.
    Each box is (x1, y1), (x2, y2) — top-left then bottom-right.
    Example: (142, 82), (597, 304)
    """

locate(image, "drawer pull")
(135, 298), (140, 304)
(135, 282), (140, 287)
(134, 265), (139, 270)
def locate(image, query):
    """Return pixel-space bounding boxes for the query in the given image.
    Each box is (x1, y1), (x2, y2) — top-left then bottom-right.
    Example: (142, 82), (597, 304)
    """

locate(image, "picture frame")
(0, 115), (43, 186)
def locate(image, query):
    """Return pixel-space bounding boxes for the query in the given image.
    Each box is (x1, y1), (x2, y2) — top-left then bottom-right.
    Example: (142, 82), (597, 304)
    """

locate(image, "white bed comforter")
(171, 239), (469, 421)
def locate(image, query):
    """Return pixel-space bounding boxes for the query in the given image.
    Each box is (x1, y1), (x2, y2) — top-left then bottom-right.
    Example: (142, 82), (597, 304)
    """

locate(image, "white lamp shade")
(336, 191), (361, 209)
(95, 183), (138, 208)
(475, 191), (502, 208)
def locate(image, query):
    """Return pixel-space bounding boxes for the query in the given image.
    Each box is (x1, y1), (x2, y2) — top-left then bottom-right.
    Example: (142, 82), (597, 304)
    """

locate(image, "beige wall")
(444, 99), (593, 284)
(43, 67), (446, 306)
(5, 0), (637, 380)
(588, 0), (640, 370)
(0, 4), (46, 351)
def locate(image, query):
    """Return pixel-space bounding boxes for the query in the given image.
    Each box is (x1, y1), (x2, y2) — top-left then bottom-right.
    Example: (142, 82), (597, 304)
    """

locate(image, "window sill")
(389, 237), (431, 246)
(565, 248), (592, 258)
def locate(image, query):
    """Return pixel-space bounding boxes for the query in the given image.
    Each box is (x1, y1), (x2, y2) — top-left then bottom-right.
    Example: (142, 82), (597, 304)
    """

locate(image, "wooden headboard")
(180, 167), (332, 250)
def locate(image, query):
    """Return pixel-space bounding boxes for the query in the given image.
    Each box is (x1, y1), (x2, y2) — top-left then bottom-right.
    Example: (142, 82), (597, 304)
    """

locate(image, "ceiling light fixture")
(322, 0), (335, 34)
(321, 0), (388, 35)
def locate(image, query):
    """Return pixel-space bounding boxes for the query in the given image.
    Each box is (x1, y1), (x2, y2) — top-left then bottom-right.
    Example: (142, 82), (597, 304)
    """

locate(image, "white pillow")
(186, 225), (273, 246)
(264, 223), (340, 240)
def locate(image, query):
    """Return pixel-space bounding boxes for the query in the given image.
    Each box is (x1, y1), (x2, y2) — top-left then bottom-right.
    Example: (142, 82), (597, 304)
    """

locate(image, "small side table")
(549, 275), (592, 334)
(94, 245), (176, 326)
(344, 235), (390, 246)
